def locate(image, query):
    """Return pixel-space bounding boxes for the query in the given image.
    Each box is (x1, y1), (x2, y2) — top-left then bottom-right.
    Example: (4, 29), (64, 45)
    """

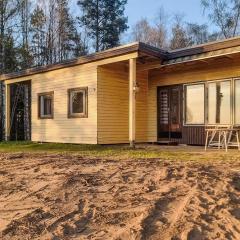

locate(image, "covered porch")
(98, 39), (240, 147)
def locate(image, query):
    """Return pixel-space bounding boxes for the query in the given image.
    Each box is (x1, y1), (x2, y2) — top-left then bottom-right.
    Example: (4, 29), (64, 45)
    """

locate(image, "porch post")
(5, 83), (10, 141)
(129, 58), (137, 148)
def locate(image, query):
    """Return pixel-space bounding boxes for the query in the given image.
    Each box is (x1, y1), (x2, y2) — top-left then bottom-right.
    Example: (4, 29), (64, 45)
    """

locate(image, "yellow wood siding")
(7, 53), (240, 145)
(148, 60), (240, 142)
(136, 70), (148, 143)
(97, 64), (148, 144)
(3, 53), (141, 144)
(9, 64), (98, 144)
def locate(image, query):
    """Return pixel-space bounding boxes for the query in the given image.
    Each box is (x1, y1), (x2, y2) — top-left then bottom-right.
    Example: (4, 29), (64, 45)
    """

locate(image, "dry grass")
(0, 141), (240, 162)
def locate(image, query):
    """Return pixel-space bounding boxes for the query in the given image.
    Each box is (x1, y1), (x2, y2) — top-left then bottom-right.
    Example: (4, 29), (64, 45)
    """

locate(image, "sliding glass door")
(158, 85), (182, 140)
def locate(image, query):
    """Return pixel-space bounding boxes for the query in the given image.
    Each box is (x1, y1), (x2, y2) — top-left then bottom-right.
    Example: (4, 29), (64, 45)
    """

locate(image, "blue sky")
(126, 0), (208, 26)
(71, 0), (215, 44)
(124, 0), (212, 41)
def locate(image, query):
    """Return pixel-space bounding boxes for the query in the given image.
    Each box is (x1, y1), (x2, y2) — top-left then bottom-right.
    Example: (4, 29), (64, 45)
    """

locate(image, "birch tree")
(201, 0), (240, 38)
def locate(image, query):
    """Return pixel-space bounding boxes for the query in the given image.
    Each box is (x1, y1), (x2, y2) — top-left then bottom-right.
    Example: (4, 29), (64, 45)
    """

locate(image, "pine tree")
(18, 0), (33, 69)
(30, 5), (46, 66)
(3, 33), (18, 73)
(45, 0), (57, 64)
(100, 0), (128, 50)
(0, 32), (17, 141)
(77, 0), (128, 52)
(0, 0), (19, 74)
(0, 0), (19, 141)
(56, 0), (86, 61)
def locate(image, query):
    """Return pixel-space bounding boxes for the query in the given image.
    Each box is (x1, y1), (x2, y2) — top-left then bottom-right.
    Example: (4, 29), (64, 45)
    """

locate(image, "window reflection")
(185, 84), (205, 124)
(71, 91), (84, 114)
(68, 87), (88, 118)
(208, 81), (231, 124)
(38, 92), (54, 119)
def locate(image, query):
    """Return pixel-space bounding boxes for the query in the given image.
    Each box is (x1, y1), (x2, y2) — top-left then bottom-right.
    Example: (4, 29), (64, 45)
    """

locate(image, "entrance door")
(158, 85), (182, 140)
(10, 81), (31, 141)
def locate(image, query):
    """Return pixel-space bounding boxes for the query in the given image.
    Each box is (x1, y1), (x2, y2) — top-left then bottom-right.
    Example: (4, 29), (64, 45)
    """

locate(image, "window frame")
(183, 82), (206, 126)
(38, 91), (54, 119)
(68, 87), (88, 118)
(184, 78), (235, 127)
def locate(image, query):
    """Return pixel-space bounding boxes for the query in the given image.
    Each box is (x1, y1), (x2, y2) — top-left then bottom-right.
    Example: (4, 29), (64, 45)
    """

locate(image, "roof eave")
(0, 43), (141, 81)
(167, 36), (240, 60)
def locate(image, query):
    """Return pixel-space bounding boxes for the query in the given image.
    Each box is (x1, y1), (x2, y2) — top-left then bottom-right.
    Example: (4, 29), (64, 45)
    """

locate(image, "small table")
(205, 127), (240, 152)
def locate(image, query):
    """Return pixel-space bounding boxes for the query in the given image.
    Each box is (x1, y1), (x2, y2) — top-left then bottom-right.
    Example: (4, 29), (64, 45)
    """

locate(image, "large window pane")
(235, 80), (240, 124)
(208, 81), (231, 124)
(185, 84), (205, 124)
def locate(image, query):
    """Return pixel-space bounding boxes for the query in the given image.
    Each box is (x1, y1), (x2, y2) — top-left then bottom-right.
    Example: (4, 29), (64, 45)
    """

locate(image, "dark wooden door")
(158, 85), (183, 140)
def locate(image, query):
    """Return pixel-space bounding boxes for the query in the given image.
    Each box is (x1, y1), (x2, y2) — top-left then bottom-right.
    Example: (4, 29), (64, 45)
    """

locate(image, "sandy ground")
(0, 152), (240, 240)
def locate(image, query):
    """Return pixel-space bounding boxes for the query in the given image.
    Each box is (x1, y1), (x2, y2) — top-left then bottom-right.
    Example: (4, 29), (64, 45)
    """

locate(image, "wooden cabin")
(1, 37), (240, 146)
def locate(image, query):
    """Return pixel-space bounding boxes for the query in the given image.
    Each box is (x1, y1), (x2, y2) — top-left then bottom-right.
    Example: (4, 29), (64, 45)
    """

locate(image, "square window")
(38, 92), (54, 119)
(68, 87), (88, 118)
